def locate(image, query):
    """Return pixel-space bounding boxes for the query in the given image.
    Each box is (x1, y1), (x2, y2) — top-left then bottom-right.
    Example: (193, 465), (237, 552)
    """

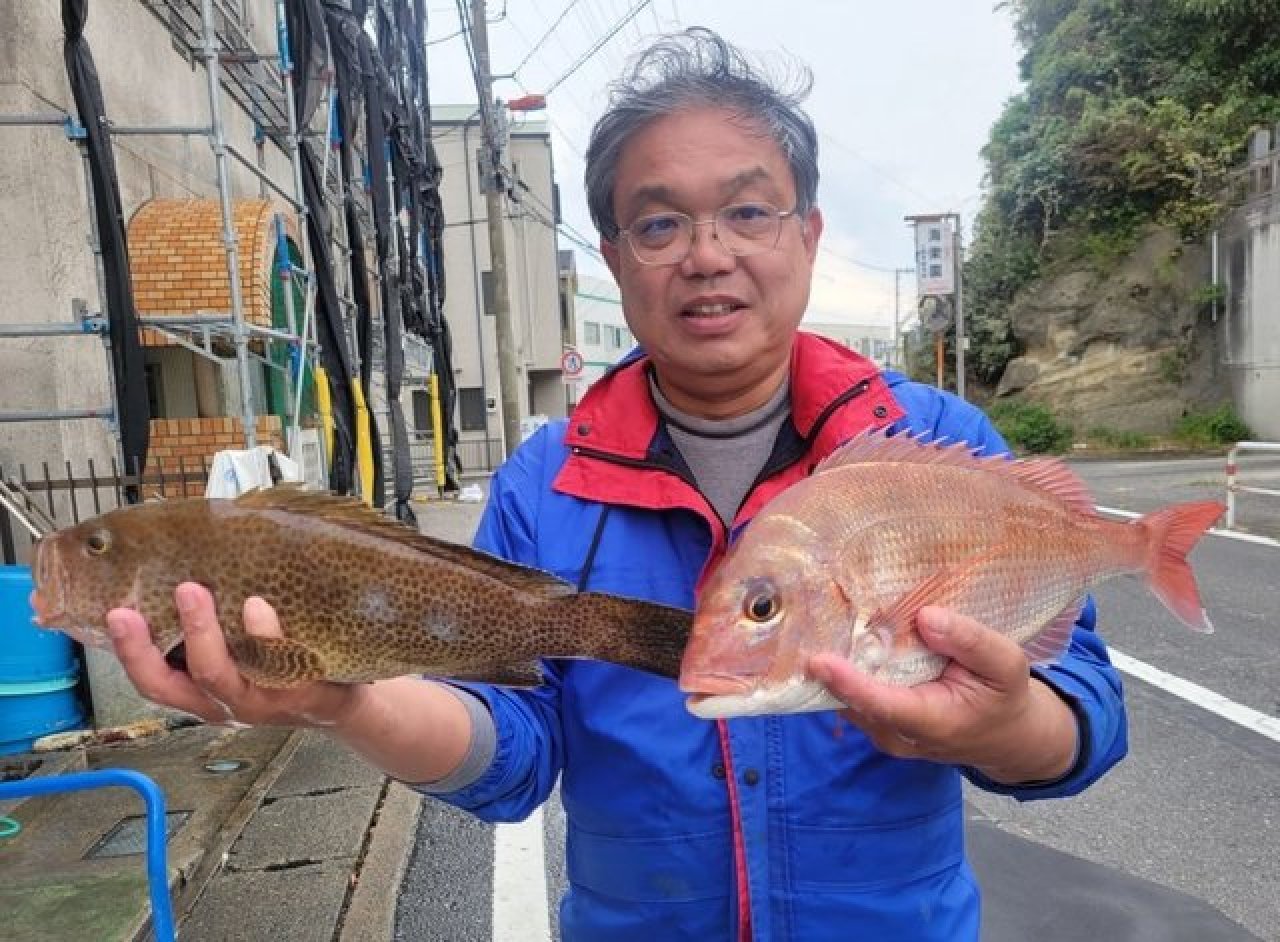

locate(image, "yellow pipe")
(351, 379), (375, 505)
(429, 372), (446, 491)
(313, 365), (335, 477)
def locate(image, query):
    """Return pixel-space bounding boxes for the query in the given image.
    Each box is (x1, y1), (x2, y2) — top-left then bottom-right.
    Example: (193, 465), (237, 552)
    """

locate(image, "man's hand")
(808, 606), (1079, 784)
(106, 582), (358, 729)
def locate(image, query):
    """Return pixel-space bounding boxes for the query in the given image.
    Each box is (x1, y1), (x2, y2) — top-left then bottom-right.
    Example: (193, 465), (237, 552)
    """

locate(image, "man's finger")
(243, 596), (284, 639)
(915, 606), (1027, 689)
(174, 582), (246, 698)
(808, 653), (919, 727)
(107, 607), (222, 719)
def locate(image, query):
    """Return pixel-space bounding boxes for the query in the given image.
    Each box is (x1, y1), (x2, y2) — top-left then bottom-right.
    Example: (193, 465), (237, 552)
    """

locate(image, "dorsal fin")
(228, 487), (576, 598)
(814, 429), (1098, 517)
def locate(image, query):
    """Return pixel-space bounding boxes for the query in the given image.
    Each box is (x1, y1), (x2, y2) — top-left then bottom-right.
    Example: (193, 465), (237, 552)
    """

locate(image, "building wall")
(0, 1), (295, 472)
(430, 107), (566, 457)
(801, 320), (895, 367)
(1220, 130), (1280, 439)
(571, 274), (633, 401)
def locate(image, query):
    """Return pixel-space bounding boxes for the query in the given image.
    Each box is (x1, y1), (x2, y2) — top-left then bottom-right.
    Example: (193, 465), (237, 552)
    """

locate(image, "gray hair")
(585, 27), (820, 241)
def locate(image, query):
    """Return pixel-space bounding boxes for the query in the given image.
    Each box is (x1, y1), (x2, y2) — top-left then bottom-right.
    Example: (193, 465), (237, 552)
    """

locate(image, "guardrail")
(1225, 441), (1280, 529)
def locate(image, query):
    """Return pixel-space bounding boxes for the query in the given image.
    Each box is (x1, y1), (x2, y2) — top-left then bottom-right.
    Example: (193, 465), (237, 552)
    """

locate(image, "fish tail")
(1138, 500), (1224, 633)
(564, 593), (693, 679)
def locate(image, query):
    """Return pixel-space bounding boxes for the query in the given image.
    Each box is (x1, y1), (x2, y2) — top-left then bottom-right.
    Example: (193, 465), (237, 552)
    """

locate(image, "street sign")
(560, 347), (584, 382)
(921, 296), (953, 333)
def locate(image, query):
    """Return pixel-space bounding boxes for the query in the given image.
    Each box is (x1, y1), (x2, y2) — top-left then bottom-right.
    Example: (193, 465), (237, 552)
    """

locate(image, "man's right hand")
(106, 581), (358, 729)
(106, 581), (476, 785)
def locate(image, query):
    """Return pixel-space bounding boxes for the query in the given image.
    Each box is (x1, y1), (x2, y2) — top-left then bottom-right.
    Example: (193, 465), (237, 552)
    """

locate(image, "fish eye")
(85, 530), (112, 555)
(743, 589), (780, 623)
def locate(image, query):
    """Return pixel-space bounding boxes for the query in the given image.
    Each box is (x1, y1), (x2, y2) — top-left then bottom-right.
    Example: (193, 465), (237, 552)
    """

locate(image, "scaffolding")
(0, 0), (446, 511)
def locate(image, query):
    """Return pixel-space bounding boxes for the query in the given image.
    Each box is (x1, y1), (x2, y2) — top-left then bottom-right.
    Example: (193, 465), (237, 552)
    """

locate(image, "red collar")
(562, 331), (896, 457)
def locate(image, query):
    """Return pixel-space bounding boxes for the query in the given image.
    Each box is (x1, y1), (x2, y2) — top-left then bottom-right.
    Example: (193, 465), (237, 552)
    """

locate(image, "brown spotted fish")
(679, 431), (1224, 719)
(29, 488), (691, 688)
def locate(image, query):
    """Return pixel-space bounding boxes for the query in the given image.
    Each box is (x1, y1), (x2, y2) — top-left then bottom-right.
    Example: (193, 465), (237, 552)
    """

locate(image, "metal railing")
(1225, 441), (1280, 529)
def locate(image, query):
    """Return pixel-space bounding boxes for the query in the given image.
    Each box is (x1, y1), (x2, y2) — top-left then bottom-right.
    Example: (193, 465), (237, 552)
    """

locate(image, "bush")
(1173, 405), (1251, 445)
(1086, 426), (1154, 449)
(987, 400), (1075, 454)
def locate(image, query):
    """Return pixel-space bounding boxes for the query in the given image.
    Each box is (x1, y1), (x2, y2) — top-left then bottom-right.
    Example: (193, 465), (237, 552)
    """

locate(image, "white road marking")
(491, 807), (552, 942)
(1109, 648), (1280, 744)
(1096, 504), (1280, 548)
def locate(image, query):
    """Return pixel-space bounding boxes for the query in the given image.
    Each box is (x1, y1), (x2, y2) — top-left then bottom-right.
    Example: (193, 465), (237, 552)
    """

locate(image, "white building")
(568, 273), (634, 402)
(802, 319), (896, 368)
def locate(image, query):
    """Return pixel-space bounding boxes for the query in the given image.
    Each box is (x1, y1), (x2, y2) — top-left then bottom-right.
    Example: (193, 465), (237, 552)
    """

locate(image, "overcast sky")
(424, 0), (1024, 329)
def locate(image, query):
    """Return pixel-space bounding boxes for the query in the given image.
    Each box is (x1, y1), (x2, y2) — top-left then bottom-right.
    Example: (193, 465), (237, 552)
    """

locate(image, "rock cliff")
(995, 228), (1225, 434)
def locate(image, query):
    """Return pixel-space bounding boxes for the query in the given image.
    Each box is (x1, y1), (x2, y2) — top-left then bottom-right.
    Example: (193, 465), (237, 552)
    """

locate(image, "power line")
(544, 0), (653, 96)
(511, 0), (586, 76)
(818, 245), (913, 276)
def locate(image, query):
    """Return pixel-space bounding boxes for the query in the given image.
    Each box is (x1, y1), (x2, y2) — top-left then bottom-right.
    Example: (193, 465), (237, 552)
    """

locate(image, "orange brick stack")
(145, 415), (286, 498)
(127, 198), (299, 349)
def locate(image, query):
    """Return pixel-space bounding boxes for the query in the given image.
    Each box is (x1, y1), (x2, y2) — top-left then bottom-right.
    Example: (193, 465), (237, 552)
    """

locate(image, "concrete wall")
(0, 1), (296, 475)
(0, 1), (297, 728)
(1219, 132), (1280, 440)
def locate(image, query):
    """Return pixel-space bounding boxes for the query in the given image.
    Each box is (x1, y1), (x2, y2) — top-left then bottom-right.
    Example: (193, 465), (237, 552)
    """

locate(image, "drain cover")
(85, 810), (190, 858)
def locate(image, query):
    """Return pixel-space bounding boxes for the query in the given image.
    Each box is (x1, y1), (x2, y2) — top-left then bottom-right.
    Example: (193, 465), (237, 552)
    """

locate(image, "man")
(108, 27), (1126, 940)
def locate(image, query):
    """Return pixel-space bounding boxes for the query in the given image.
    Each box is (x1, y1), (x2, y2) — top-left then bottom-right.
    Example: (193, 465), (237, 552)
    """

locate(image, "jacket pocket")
(566, 823), (733, 903)
(787, 799), (966, 891)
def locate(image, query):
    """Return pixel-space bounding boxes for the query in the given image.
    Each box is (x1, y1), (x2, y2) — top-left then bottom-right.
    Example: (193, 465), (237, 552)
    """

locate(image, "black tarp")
(325, 2), (385, 507)
(286, 0), (358, 495)
(408, 0), (462, 492)
(62, 0), (150, 489)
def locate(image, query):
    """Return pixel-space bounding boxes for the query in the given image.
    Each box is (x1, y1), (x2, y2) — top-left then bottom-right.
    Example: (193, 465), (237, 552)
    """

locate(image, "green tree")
(969, 0), (1280, 382)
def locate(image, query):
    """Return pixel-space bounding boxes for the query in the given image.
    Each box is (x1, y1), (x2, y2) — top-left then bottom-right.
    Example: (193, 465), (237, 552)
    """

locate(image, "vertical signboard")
(913, 217), (955, 297)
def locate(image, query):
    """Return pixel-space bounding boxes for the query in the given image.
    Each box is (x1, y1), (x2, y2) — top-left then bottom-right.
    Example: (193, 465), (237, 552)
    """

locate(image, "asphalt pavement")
(1, 455), (1276, 940)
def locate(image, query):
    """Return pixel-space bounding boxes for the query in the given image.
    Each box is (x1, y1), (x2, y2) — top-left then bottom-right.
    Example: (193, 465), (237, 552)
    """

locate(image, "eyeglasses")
(618, 201), (799, 266)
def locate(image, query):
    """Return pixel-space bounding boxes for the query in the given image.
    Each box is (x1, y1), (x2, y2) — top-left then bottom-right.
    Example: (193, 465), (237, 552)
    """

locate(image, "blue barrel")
(0, 564), (85, 755)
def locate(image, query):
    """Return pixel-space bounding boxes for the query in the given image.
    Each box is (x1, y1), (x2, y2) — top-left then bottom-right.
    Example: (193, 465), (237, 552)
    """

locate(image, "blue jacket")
(436, 332), (1128, 940)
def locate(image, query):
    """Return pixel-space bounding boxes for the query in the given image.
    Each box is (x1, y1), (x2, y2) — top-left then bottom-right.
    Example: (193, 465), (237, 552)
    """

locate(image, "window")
(481, 271), (495, 316)
(411, 389), (431, 435)
(929, 264), (943, 278)
(458, 387), (488, 431)
(583, 321), (601, 344)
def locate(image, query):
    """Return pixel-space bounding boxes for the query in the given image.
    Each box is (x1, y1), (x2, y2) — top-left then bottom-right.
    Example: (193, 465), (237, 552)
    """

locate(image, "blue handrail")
(0, 768), (175, 941)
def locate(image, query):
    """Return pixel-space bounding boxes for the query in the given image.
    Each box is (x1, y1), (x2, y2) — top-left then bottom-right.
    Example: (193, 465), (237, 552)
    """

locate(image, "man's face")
(601, 107), (823, 419)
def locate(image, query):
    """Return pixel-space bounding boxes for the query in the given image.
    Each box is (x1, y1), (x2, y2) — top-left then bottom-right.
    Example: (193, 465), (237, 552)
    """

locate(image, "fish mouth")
(30, 539), (66, 627)
(685, 679), (846, 720)
(678, 671), (754, 697)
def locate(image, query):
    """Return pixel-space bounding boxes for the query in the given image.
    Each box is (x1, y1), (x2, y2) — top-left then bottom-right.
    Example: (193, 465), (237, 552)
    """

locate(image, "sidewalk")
(0, 722), (421, 942)
(0, 489), (485, 941)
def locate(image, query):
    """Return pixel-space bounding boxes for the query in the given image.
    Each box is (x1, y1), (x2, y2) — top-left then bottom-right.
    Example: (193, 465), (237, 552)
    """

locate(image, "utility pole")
(470, 0), (523, 459)
(892, 267), (914, 371)
(953, 214), (966, 401)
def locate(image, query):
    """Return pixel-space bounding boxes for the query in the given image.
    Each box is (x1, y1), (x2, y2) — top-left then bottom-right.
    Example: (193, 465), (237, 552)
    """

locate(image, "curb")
(338, 779), (424, 940)
(162, 728), (306, 937)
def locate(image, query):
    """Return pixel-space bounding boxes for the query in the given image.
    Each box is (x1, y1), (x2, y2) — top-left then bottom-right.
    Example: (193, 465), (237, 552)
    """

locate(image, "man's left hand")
(807, 605), (1079, 784)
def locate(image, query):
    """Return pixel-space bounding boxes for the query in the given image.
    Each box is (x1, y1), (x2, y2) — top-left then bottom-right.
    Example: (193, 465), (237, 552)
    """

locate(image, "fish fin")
(1022, 596), (1086, 665)
(1138, 500), (1224, 632)
(815, 428), (988, 475)
(563, 593), (692, 678)
(230, 487), (576, 599)
(864, 567), (960, 647)
(228, 636), (327, 689)
(814, 430), (1098, 517)
(1002, 459), (1097, 518)
(445, 662), (545, 687)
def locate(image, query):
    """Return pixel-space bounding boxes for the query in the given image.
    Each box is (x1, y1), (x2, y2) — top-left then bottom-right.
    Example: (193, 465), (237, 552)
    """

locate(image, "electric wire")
(543, 0), (653, 96)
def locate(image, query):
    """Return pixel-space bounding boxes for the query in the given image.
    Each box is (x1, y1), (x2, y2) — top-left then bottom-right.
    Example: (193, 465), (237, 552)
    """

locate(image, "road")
(394, 456), (1280, 942)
